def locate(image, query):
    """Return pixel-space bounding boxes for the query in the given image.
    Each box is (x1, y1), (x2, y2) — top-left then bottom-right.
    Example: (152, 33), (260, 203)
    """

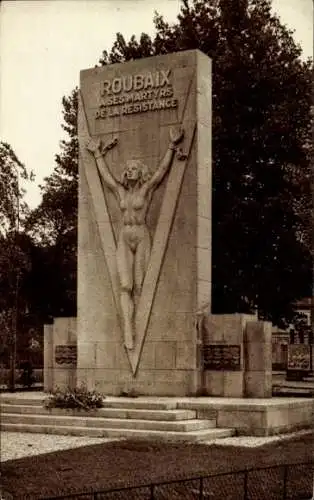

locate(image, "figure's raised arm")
(145, 127), (184, 191)
(86, 137), (119, 194)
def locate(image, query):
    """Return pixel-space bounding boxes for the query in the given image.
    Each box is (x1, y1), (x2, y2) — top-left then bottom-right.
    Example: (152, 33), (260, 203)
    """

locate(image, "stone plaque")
(203, 344), (241, 371)
(287, 344), (311, 371)
(55, 345), (77, 366)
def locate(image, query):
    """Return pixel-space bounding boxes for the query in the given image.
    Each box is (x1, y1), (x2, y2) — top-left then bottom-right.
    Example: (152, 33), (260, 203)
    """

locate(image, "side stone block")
(244, 372), (272, 398)
(245, 342), (272, 372)
(204, 371), (224, 396)
(244, 321), (272, 398)
(44, 317), (77, 392)
(44, 324), (53, 392)
(217, 409), (266, 434)
(54, 317), (77, 345)
(201, 314), (247, 397)
(223, 372), (244, 398)
(53, 368), (76, 391)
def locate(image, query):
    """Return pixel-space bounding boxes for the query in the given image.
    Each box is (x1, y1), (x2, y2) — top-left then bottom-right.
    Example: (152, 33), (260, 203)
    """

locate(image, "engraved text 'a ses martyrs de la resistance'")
(95, 69), (178, 119)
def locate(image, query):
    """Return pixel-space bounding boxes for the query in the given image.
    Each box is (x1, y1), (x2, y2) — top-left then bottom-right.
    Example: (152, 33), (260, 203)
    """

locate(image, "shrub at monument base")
(44, 384), (104, 411)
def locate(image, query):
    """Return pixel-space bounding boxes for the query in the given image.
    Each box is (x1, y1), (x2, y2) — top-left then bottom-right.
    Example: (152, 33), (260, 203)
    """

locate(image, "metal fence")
(43, 460), (314, 500)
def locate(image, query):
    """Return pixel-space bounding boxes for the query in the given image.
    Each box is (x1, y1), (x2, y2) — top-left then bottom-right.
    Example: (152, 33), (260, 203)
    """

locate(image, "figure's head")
(121, 160), (150, 188)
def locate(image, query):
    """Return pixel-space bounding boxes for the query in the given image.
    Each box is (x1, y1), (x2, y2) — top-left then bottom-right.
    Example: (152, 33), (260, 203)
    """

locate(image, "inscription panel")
(55, 345), (77, 366)
(287, 344), (311, 371)
(95, 68), (178, 120)
(203, 344), (241, 371)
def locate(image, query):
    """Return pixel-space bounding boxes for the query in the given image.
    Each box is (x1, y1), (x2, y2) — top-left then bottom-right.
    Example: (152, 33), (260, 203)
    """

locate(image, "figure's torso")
(119, 189), (149, 225)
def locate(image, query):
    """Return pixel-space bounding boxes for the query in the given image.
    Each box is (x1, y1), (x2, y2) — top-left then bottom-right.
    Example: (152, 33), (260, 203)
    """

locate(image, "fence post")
(93, 492), (98, 500)
(199, 476), (203, 500)
(150, 483), (155, 500)
(243, 470), (249, 500)
(283, 464), (288, 500)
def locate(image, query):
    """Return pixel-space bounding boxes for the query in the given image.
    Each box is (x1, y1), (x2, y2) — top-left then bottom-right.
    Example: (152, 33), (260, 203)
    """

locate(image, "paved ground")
(2, 431), (313, 500)
(0, 432), (120, 462)
(1, 429), (313, 462)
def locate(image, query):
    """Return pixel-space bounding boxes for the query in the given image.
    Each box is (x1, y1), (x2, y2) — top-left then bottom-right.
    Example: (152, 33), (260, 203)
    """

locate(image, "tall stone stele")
(77, 50), (212, 396)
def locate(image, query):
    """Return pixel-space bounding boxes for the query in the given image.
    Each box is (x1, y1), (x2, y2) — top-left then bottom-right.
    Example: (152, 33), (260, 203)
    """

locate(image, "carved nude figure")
(87, 127), (184, 350)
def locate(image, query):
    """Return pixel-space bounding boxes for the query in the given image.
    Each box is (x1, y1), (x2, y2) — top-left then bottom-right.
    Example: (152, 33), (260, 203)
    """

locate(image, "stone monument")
(44, 49), (273, 400)
(77, 49), (212, 395)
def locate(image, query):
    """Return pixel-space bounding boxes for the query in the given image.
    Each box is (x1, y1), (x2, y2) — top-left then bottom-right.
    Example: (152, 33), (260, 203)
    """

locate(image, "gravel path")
(1, 430), (312, 462)
(0, 433), (121, 462)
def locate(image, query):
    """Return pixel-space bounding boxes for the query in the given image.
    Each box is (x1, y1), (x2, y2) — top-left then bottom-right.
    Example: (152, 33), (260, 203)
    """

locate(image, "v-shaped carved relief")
(79, 74), (196, 375)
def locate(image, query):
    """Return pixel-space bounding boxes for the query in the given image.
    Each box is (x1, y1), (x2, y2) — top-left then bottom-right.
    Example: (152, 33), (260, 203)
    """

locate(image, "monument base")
(44, 313), (273, 398)
(1, 393), (313, 438)
(175, 397), (314, 436)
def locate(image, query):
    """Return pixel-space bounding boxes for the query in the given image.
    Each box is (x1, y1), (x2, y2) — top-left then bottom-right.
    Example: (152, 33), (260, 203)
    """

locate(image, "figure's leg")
(134, 231), (151, 307)
(120, 289), (134, 350)
(116, 238), (135, 350)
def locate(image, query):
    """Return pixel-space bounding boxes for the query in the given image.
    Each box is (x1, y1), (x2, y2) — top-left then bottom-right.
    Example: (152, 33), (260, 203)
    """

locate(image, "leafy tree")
(0, 142), (33, 316)
(0, 142), (33, 235)
(27, 89), (78, 245)
(26, 90), (78, 318)
(0, 143), (35, 367)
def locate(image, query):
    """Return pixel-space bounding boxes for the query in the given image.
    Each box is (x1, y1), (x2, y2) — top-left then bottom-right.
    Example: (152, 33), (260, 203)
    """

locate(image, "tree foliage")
(0, 143), (37, 364)
(99, 0), (312, 326)
(0, 138), (69, 364)
(26, 89), (78, 318)
(0, 142), (34, 235)
(27, 89), (78, 245)
(28, 0), (312, 326)
(0, 142), (34, 315)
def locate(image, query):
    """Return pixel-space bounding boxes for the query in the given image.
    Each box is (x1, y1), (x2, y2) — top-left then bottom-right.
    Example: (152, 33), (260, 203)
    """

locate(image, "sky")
(0, 0), (313, 209)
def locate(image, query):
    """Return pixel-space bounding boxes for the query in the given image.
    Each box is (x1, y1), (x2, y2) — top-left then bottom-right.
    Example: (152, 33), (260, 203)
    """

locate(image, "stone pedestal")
(43, 317), (77, 392)
(244, 321), (272, 398)
(78, 50), (212, 395)
(201, 314), (256, 397)
(43, 324), (53, 392)
(201, 314), (272, 398)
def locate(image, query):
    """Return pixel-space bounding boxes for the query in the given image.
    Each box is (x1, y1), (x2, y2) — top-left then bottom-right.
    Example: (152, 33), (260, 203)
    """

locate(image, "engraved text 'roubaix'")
(95, 69), (178, 119)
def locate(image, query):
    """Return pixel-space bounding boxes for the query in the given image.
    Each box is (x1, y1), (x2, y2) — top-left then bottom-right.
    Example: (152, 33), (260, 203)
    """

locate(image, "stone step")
(1, 404), (197, 421)
(0, 397), (178, 410)
(272, 387), (314, 397)
(1, 413), (215, 432)
(0, 396), (45, 406)
(0, 423), (234, 442)
(101, 399), (178, 410)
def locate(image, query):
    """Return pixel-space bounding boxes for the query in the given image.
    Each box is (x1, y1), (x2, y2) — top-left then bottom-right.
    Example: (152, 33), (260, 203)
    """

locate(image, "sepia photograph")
(0, 1), (313, 498)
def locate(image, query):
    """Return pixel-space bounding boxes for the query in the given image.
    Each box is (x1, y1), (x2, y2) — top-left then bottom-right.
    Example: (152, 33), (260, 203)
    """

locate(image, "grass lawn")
(2, 433), (313, 499)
